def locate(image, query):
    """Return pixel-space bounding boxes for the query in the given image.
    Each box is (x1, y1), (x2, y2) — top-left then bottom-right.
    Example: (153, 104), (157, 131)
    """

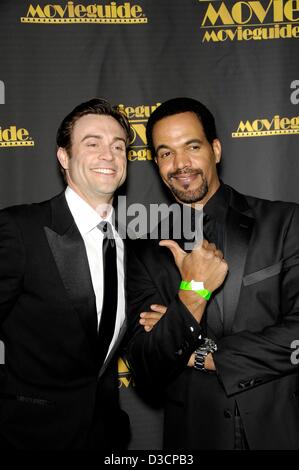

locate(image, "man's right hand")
(159, 239), (228, 293)
(159, 239), (228, 322)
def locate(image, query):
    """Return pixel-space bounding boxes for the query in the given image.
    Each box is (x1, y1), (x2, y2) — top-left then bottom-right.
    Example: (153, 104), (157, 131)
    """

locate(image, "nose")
(97, 142), (114, 161)
(173, 149), (191, 171)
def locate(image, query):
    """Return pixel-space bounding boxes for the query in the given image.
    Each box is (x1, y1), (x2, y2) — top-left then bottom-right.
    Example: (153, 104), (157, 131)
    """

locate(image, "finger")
(141, 319), (160, 327)
(140, 318), (157, 327)
(221, 259), (229, 272)
(150, 304), (167, 314)
(144, 312), (165, 319)
(159, 240), (186, 266)
(194, 238), (217, 251)
(193, 238), (206, 250)
(140, 318), (161, 332)
(214, 249), (223, 259)
(140, 312), (151, 318)
(206, 242), (217, 252)
(140, 313), (164, 321)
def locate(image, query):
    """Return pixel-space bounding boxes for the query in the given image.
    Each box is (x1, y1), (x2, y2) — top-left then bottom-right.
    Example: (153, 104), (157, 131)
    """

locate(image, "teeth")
(92, 168), (115, 174)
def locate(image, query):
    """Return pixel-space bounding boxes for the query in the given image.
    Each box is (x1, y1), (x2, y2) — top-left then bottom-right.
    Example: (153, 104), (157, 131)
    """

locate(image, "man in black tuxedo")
(127, 97), (299, 450)
(0, 98), (131, 449)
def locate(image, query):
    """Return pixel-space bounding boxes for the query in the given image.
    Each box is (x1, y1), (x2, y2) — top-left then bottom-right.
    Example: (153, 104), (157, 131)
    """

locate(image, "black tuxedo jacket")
(0, 192), (129, 450)
(127, 185), (299, 450)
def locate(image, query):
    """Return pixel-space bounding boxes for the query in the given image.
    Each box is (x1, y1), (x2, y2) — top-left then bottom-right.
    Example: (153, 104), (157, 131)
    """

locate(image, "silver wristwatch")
(194, 338), (217, 372)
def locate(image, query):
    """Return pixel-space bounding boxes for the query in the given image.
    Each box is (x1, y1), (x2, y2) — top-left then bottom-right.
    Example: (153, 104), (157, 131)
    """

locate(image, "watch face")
(204, 338), (217, 352)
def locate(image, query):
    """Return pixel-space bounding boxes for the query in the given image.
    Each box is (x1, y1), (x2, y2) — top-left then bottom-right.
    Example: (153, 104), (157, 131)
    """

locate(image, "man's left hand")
(139, 304), (167, 332)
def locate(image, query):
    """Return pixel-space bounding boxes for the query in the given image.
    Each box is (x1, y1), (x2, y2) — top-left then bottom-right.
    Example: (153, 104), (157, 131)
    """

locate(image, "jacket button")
(224, 409), (232, 419)
(175, 349), (183, 356)
(239, 382), (247, 389)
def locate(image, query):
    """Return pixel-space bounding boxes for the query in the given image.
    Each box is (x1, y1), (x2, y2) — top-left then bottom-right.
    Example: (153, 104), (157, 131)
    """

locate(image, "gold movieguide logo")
(0, 126), (35, 148)
(232, 114), (299, 137)
(199, 0), (299, 43)
(21, 1), (148, 24)
(119, 103), (161, 161)
(118, 357), (133, 388)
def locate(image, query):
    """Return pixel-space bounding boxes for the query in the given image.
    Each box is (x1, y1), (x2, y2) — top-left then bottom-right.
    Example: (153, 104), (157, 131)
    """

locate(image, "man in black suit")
(127, 97), (299, 450)
(0, 98), (131, 449)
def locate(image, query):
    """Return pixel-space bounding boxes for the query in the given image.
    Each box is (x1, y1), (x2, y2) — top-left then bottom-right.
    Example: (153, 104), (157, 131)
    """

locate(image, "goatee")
(167, 170), (209, 204)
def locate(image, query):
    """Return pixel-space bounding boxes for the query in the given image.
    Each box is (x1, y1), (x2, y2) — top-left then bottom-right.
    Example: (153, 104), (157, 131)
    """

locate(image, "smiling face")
(57, 114), (127, 209)
(152, 111), (221, 206)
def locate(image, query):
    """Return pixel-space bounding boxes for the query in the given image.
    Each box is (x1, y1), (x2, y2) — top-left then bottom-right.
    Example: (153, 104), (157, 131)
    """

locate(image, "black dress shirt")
(175, 182), (229, 253)
(202, 182), (229, 252)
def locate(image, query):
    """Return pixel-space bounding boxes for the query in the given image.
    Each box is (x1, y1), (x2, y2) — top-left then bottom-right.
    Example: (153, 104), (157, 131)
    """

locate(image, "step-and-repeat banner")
(1, 0), (298, 449)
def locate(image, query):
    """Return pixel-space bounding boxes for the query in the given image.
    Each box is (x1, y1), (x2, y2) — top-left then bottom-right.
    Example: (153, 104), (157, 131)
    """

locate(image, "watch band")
(194, 338), (217, 371)
(180, 280), (212, 301)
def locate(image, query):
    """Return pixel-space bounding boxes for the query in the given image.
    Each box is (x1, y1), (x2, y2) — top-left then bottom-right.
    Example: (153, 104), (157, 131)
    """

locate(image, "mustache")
(168, 168), (203, 179)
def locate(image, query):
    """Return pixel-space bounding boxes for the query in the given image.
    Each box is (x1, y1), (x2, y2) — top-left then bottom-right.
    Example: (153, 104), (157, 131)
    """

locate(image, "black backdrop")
(1, 0), (299, 449)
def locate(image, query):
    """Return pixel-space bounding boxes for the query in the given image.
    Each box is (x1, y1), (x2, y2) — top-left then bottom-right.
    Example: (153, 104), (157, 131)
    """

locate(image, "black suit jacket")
(127, 185), (299, 450)
(0, 192), (129, 450)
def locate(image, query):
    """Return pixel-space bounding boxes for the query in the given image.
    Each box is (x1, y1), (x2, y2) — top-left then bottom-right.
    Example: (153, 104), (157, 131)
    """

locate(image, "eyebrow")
(81, 134), (127, 144)
(155, 138), (203, 153)
(185, 139), (203, 146)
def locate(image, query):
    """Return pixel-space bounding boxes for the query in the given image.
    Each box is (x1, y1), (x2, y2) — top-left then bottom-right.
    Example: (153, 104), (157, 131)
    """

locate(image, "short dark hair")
(146, 97), (217, 155)
(56, 98), (131, 180)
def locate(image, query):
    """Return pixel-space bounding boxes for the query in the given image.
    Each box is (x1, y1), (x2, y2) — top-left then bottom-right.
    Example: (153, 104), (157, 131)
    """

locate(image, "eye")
(189, 144), (200, 150)
(158, 150), (172, 159)
(113, 143), (126, 152)
(86, 141), (98, 148)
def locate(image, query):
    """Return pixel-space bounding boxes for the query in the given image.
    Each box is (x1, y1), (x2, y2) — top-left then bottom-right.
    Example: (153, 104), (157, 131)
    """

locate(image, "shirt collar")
(65, 186), (113, 236)
(203, 181), (228, 223)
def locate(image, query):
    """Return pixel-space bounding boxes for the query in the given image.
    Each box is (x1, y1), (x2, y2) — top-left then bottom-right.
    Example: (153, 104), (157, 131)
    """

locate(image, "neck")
(67, 184), (114, 212)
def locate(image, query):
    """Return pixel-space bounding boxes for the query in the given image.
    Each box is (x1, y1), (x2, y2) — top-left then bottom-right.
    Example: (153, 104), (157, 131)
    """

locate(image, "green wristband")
(180, 280), (212, 301)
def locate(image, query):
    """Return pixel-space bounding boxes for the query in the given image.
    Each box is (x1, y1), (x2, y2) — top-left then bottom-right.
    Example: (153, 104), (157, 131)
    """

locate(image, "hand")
(159, 239), (228, 293)
(139, 304), (167, 332)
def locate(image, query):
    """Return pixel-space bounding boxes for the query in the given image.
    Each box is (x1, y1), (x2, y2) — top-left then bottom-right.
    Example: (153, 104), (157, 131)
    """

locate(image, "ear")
(212, 139), (222, 164)
(57, 147), (70, 170)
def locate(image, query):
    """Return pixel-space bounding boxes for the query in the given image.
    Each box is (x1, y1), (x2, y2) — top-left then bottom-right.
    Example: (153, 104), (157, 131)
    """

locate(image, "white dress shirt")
(65, 186), (125, 361)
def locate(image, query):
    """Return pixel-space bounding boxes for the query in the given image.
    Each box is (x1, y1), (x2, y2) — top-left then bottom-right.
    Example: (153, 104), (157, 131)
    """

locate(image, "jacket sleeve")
(126, 242), (202, 388)
(0, 209), (25, 325)
(213, 205), (299, 396)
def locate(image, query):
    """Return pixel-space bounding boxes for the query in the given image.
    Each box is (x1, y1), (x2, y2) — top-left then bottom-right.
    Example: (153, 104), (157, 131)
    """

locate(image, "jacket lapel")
(223, 188), (255, 334)
(44, 193), (98, 358)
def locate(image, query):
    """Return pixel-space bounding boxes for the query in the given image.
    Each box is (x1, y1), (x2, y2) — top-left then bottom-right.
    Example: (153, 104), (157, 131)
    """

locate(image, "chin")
(170, 186), (209, 204)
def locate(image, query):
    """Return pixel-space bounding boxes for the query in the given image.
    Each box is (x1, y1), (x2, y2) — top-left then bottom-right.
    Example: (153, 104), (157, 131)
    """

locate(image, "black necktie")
(97, 221), (118, 367)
